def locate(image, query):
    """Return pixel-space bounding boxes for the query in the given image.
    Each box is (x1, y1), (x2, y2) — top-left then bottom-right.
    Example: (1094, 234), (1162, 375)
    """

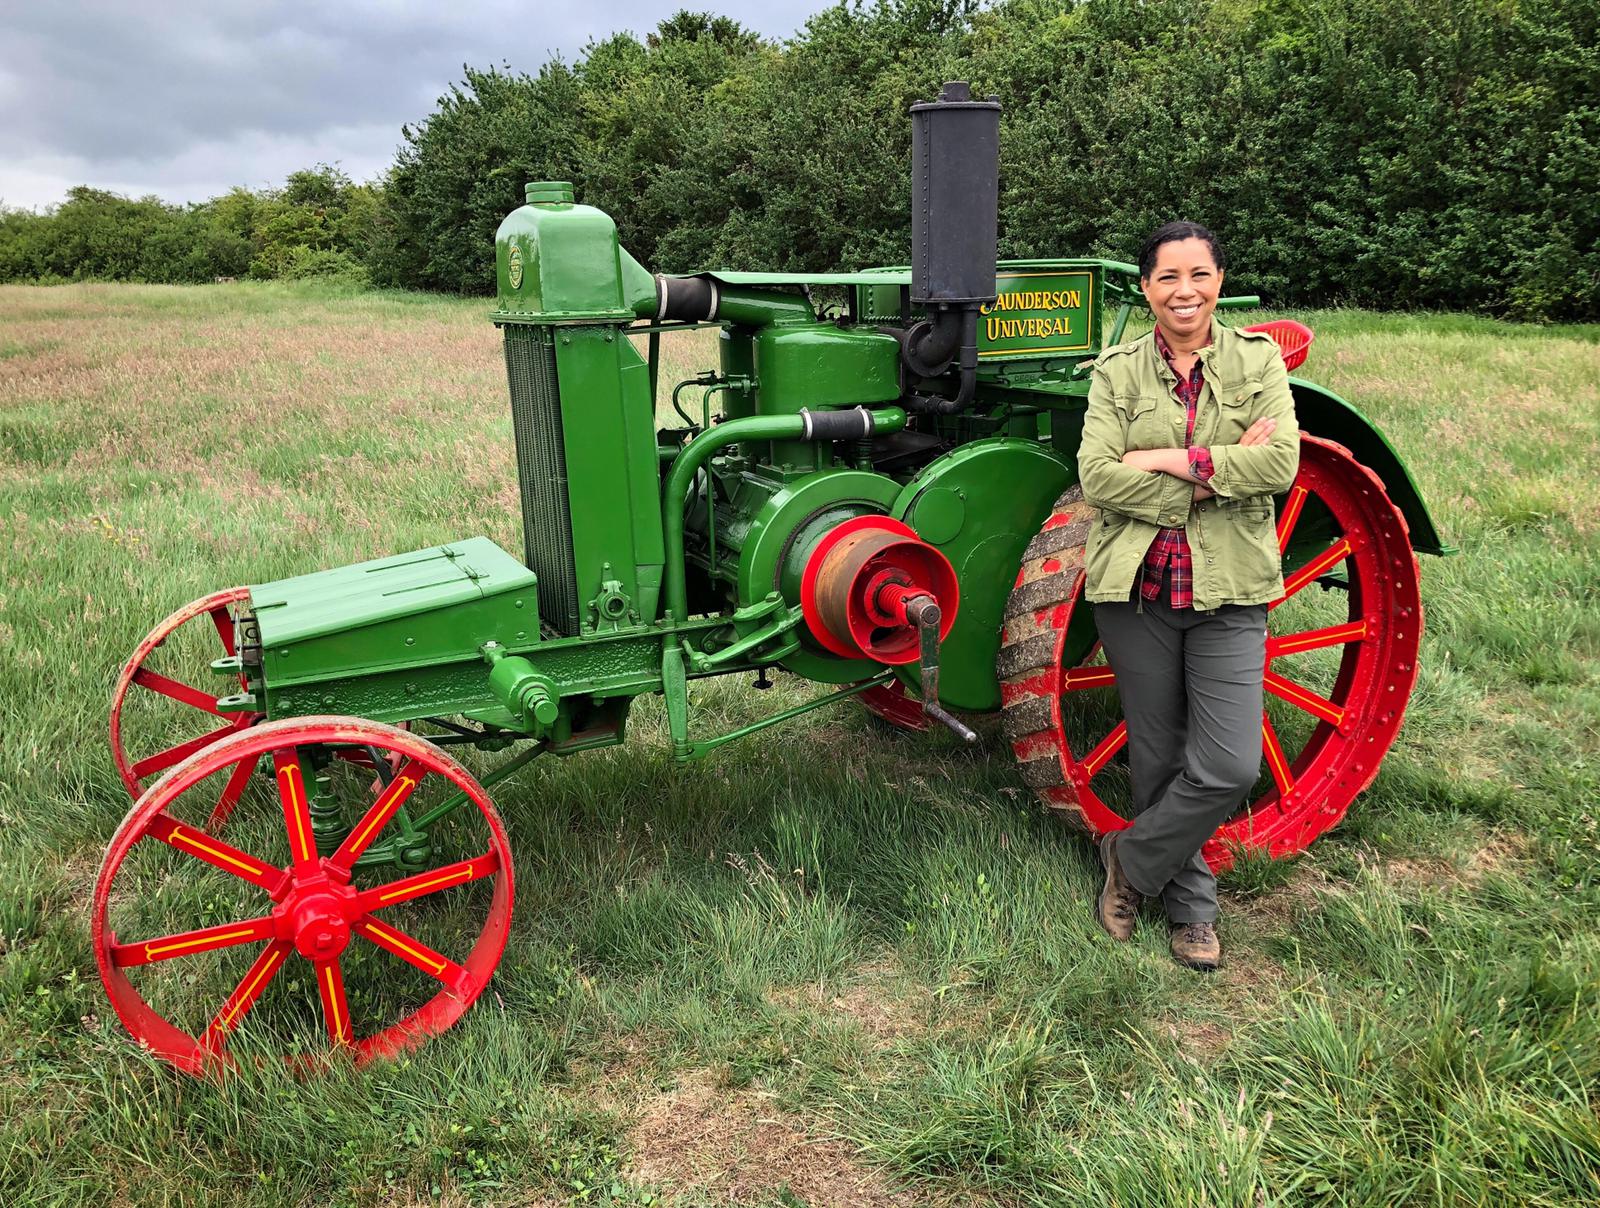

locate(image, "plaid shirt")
(1139, 328), (1215, 608)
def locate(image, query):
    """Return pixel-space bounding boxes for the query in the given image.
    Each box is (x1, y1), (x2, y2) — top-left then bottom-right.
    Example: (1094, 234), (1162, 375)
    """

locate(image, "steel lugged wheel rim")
(109, 586), (261, 802)
(1002, 436), (1422, 870)
(93, 716), (514, 1075)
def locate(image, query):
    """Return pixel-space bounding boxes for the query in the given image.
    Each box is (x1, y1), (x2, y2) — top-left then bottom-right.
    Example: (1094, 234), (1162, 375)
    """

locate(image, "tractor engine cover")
(799, 516), (958, 664)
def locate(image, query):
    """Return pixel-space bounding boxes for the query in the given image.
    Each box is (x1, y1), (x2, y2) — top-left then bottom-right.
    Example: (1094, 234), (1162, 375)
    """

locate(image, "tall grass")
(1, 282), (1596, 1206)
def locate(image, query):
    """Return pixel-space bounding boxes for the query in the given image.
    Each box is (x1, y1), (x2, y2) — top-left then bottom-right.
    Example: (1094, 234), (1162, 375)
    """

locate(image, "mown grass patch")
(1, 282), (1597, 1206)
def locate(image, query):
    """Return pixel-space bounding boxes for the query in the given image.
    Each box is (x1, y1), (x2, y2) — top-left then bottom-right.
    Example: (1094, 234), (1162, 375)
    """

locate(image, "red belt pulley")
(799, 516), (975, 741)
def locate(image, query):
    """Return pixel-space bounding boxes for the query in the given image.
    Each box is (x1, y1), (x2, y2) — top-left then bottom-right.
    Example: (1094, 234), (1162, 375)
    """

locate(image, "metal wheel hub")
(283, 881), (355, 961)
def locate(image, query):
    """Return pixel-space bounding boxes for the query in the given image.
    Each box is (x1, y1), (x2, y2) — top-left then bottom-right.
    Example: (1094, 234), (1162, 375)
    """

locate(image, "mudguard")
(1290, 378), (1453, 556)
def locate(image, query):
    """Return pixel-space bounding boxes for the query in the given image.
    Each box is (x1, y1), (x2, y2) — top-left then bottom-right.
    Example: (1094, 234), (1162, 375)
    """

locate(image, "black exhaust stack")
(901, 82), (1000, 415)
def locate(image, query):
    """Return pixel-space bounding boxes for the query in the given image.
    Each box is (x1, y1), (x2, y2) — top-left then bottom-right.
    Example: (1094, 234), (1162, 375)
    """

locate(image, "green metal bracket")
(586, 562), (638, 631)
(686, 593), (804, 673)
(662, 642), (690, 759)
(405, 741), (548, 835)
(679, 673), (893, 761)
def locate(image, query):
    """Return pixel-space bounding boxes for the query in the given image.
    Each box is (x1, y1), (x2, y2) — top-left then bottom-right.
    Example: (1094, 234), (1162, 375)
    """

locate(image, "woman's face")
(1140, 237), (1223, 346)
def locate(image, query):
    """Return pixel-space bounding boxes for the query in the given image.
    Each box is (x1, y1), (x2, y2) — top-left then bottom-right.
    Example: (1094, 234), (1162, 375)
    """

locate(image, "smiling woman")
(1077, 221), (1301, 971)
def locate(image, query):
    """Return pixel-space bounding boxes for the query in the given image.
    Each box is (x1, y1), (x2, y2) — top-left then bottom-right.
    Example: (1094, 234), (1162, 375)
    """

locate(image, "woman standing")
(1076, 222), (1300, 970)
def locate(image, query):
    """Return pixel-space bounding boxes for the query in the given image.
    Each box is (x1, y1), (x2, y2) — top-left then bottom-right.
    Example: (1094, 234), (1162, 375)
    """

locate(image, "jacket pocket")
(1205, 501), (1282, 601)
(1220, 378), (1265, 408)
(1114, 392), (1168, 447)
(1220, 499), (1275, 523)
(1211, 378), (1267, 446)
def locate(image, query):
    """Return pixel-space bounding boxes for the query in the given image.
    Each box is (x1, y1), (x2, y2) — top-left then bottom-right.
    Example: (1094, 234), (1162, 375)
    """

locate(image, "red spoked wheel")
(1000, 436), (1422, 870)
(110, 587), (261, 804)
(92, 716), (514, 1075)
(856, 679), (931, 731)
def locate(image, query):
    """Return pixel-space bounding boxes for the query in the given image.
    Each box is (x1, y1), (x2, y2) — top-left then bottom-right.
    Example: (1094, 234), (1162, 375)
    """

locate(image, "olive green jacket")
(1077, 319), (1300, 610)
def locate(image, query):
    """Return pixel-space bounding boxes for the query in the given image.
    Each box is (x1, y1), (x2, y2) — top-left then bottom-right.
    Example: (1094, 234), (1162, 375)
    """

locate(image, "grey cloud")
(1, 1), (835, 208)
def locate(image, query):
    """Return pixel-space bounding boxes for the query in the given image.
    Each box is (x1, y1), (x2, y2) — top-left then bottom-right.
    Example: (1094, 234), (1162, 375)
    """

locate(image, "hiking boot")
(1169, 921), (1222, 971)
(1095, 832), (1141, 941)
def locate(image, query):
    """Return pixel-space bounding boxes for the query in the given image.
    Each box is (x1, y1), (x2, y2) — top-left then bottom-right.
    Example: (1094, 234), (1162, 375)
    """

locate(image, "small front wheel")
(92, 716), (515, 1075)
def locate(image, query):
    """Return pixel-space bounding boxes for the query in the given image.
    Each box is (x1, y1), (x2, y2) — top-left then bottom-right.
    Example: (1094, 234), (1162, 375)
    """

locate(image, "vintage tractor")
(97, 84), (1445, 1073)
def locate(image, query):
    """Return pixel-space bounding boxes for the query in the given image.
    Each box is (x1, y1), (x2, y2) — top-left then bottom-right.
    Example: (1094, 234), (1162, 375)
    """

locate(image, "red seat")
(1240, 319), (1314, 372)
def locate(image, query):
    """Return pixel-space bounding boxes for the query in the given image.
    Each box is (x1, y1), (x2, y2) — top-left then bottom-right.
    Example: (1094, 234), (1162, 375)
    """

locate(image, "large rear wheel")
(999, 436), (1422, 870)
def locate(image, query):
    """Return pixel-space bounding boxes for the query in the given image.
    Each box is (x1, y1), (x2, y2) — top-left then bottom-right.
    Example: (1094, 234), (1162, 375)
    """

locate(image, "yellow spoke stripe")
(116, 919), (272, 966)
(376, 864), (474, 904)
(1276, 484), (1310, 554)
(1266, 671), (1345, 727)
(1271, 619), (1369, 657)
(1261, 715), (1295, 796)
(320, 964), (349, 1043)
(215, 946), (286, 1031)
(155, 820), (279, 885)
(343, 772), (418, 857)
(1082, 721), (1128, 778)
(356, 918), (447, 976)
(1278, 538), (1353, 604)
(1063, 665), (1116, 691)
(277, 761), (314, 863)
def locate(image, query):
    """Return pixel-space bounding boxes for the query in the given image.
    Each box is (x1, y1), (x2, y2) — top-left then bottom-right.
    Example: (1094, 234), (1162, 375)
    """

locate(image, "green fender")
(1291, 378), (1453, 556)
(891, 438), (1075, 712)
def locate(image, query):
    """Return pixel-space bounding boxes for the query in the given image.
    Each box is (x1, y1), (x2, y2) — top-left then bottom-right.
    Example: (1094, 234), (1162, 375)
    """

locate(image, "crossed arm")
(1122, 417), (1278, 501)
(1079, 356), (1299, 524)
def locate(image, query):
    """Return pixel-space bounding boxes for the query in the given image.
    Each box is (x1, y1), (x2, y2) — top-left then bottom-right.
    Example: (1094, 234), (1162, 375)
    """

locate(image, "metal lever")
(904, 596), (978, 743)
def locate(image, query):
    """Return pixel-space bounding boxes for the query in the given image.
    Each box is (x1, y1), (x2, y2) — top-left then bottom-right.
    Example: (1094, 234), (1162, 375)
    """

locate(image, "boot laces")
(1110, 885), (1139, 920)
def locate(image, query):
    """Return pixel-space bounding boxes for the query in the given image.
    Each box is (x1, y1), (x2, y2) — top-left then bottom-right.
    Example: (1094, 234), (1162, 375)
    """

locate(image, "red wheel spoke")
(1269, 619), (1369, 659)
(131, 724), (237, 780)
(96, 715), (514, 1076)
(1265, 669), (1345, 728)
(1081, 721), (1128, 778)
(1276, 483), (1310, 554)
(1261, 712), (1295, 798)
(1063, 665), (1116, 692)
(329, 759), (427, 871)
(111, 915), (275, 967)
(132, 668), (223, 716)
(354, 916), (472, 995)
(355, 852), (501, 914)
(201, 940), (291, 1049)
(1273, 537), (1353, 608)
(315, 959), (353, 1045)
(145, 811), (286, 892)
(274, 749), (318, 870)
(206, 753), (261, 832)
(209, 606), (237, 655)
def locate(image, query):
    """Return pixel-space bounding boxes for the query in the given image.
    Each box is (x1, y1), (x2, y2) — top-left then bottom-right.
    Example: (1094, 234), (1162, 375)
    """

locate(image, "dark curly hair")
(1137, 221), (1226, 280)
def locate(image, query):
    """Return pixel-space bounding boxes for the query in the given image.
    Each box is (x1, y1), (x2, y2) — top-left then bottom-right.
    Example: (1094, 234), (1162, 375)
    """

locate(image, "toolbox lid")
(251, 537), (536, 648)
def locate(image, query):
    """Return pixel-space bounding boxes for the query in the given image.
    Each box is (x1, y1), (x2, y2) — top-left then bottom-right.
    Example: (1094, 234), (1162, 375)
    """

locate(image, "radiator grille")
(503, 326), (581, 635)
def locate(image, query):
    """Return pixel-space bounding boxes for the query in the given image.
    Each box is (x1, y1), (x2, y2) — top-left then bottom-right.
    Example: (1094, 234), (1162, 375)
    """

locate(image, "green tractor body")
(99, 83), (1446, 1074)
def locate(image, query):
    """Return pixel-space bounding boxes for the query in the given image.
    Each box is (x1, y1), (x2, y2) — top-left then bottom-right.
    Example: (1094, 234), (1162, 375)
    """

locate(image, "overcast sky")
(0, 1), (838, 211)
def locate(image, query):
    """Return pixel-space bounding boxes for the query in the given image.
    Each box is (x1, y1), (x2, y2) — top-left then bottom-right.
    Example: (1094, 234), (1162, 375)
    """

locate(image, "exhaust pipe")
(900, 82), (999, 413)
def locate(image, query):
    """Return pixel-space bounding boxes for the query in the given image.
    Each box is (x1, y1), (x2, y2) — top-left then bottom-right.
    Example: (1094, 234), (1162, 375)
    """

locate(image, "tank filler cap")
(524, 181), (575, 206)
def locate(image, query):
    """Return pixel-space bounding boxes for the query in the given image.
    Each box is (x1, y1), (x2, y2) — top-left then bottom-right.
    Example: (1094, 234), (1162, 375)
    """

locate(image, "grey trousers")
(1092, 581), (1266, 923)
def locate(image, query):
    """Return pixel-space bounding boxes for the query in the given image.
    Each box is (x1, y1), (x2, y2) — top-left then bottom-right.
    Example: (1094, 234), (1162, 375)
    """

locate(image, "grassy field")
(1, 280), (1597, 1207)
